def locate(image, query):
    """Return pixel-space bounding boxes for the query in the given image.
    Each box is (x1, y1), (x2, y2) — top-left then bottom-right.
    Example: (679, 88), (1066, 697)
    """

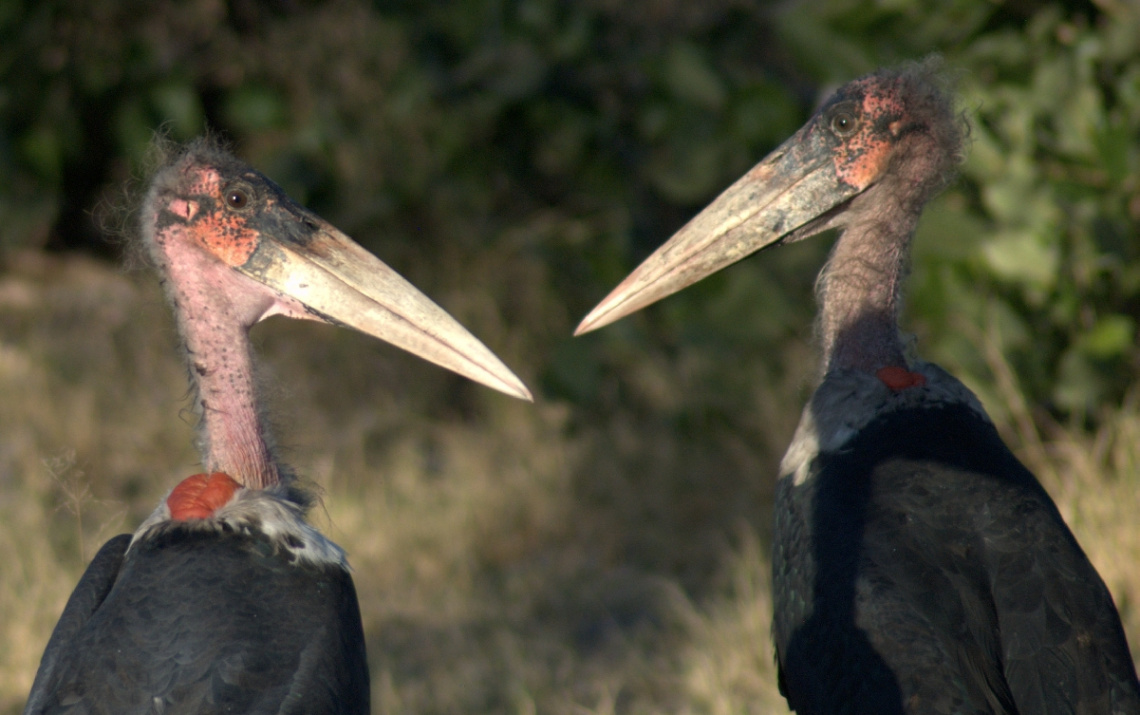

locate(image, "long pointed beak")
(241, 219), (533, 402)
(575, 125), (859, 336)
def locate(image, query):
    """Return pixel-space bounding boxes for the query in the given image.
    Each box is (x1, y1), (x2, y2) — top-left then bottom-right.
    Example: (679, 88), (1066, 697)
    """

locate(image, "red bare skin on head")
(167, 168), (262, 267)
(876, 365), (927, 391)
(832, 77), (906, 190)
(167, 472), (242, 520)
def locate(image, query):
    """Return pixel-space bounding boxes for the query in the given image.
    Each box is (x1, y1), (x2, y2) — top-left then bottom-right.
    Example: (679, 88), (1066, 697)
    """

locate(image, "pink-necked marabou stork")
(24, 139), (532, 715)
(576, 62), (1140, 713)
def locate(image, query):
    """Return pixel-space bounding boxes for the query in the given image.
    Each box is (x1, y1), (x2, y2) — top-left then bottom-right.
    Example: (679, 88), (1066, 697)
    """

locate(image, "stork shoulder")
(130, 484), (348, 570)
(780, 362), (989, 485)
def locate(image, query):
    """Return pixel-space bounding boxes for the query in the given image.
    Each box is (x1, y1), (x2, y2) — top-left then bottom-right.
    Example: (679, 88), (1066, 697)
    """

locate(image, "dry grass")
(0, 251), (1136, 714)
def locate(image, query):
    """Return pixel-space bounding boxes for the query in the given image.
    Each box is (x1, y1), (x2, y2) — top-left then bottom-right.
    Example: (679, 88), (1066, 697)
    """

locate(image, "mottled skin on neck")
(810, 67), (964, 381)
(141, 145), (309, 489)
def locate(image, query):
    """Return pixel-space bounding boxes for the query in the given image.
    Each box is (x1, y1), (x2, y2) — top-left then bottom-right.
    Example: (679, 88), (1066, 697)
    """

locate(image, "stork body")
(577, 62), (1140, 713)
(773, 366), (1138, 713)
(26, 140), (530, 714)
(26, 481), (367, 715)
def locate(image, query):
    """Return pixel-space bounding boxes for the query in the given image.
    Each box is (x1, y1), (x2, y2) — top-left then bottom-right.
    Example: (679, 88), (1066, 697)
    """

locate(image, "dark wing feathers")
(773, 405), (1140, 714)
(25, 528), (368, 715)
(24, 534), (132, 715)
(985, 484), (1137, 714)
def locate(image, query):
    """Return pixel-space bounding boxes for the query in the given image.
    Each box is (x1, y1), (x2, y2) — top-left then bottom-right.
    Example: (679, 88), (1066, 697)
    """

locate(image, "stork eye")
(224, 185), (252, 210)
(827, 102), (860, 138)
(830, 112), (857, 136)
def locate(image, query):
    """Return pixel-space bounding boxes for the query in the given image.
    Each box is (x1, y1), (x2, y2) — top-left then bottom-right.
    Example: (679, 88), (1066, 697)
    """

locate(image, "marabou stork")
(576, 63), (1140, 713)
(25, 139), (532, 715)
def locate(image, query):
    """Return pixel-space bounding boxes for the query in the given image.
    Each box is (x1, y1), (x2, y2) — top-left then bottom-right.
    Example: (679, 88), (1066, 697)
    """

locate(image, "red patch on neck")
(877, 366), (927, 392)
(167, 472), (241, 521)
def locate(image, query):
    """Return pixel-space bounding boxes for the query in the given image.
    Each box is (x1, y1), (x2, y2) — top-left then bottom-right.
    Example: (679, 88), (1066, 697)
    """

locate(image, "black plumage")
(775, 395), (1137, 713)
(26, 510), (368, 715)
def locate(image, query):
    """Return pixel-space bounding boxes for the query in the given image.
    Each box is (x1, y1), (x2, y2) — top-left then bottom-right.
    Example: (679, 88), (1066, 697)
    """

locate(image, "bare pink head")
(141, 140), (531, 489)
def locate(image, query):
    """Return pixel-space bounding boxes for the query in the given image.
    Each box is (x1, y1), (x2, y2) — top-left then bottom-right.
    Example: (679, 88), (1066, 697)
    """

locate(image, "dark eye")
(830, 111), (857, 136)
(224, 185), (251, 210)
(826, 100), (860, 138)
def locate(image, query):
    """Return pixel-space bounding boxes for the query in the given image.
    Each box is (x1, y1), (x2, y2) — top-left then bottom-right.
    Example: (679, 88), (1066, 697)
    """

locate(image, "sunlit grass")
(1, 252), (1136, 714)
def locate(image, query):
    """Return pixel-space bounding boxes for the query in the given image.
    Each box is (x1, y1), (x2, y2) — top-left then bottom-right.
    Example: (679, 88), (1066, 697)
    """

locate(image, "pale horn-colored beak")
(242, 216), (532, 402)
(575, 120), (860, 336)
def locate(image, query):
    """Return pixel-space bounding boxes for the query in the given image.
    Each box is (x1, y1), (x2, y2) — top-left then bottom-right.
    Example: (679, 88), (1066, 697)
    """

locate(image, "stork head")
(575, 60), (965, 335)
(141, 139), (531, 401)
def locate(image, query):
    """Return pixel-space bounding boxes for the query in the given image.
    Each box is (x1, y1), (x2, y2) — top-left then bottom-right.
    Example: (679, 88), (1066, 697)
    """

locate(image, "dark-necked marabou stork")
(576, 62), (1140, 713)
(25, 139), (531, 715)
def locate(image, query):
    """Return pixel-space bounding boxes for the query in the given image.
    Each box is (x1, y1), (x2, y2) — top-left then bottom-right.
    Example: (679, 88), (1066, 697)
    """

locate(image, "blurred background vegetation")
(1, 0), (1139, 712)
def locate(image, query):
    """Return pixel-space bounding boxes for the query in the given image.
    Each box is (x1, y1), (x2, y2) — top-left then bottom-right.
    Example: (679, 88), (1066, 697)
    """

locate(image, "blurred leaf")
(662, 43), (726, 110)
(1054, 348), (1109, 413)
(114, 98), (154, 162)
(223, 86), (287, 133)
(150, 82), (204, 140)
(981, 230), (1058, 290)
(18, 125), (64, 182)
(1077, 315), (1135, 360)
(728, 81), (800, 146)
(646, 138), (731, 204)
(1092, 118), (1133, 184)
(912, 194), (989, 262)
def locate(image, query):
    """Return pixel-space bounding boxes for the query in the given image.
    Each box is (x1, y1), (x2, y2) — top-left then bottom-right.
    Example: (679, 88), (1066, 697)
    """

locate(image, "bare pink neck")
(155, 230), (280, 489)
(817, 195), (919, 376)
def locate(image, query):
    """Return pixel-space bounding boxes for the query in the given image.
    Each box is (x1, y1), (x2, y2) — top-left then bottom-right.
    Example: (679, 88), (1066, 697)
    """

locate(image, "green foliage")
(918, 2), (1140, 417)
